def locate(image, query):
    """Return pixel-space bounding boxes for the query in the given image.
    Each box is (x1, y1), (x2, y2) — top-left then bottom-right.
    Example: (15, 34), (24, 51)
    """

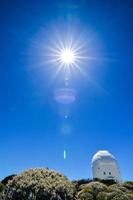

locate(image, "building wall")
(92, 161), (121, 182)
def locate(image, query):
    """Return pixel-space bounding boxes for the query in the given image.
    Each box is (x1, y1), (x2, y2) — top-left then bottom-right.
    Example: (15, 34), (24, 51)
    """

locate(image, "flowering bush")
(2, 168), (75, 200)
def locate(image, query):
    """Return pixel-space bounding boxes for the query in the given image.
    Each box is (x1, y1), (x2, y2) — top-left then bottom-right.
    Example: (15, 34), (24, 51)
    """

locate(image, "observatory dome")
(92, 150), (122, 183)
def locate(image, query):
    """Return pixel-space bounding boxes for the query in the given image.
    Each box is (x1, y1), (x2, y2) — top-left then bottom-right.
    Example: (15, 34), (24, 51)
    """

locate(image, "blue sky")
(0, 0), (133, 181)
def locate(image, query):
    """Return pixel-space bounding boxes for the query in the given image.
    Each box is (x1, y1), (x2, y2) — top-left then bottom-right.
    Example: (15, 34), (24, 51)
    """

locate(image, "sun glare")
(60, 48), (75, 65)
(46, 31), (90, 80)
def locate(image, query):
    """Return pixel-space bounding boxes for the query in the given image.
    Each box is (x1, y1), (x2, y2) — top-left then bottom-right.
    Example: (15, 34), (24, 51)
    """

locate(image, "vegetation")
(76, 181), (133, 200)
(0, 183), (5, 193)
(1, 174), (16, 185)
(1, 168), (75, 200)
(0, 168), (133, 200)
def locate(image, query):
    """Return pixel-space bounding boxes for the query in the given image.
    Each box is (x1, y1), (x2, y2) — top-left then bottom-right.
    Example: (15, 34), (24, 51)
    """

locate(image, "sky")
(0, 0), (133, 181)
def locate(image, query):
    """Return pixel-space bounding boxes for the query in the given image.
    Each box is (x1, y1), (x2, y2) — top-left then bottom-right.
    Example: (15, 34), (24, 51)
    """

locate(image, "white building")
(92, 150), (122, 183)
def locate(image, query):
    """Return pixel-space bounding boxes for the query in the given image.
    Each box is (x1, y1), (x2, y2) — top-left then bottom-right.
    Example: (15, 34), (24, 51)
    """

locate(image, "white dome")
(92, 150), (116, 163)
(92, 150), (122, 183)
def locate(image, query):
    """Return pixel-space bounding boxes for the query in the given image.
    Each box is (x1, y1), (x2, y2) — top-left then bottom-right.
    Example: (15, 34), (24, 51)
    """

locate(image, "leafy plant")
(2, 168), (75, 200)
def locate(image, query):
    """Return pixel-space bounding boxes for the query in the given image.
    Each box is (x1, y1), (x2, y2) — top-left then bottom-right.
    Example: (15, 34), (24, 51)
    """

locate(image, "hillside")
(0, 168), (133, 200)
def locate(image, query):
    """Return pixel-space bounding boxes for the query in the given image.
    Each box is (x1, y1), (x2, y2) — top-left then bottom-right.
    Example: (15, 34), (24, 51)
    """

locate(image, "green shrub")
(127, 193), (133, 199)
(99, 179), (117, 186)
(77, 190), (93, 200)
(123, 181), (133, 191)
(77, 181), (107, 200)
(108, 184), (129, 193)
(97, 191), (108, 200)
(72, 179), (92, 191)
(77, 181), (133, 200)
(107, 192), (131, 200)
(106, 191), (133, 200)
(1, 174), (16, 185)
(87, 181), (107, 197)
(2, 168), (75, 200)
(0, 183), (5, 193)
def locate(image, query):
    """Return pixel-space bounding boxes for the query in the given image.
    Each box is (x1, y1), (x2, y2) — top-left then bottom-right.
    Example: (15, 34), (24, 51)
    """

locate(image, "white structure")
(92, 150), (122, 183)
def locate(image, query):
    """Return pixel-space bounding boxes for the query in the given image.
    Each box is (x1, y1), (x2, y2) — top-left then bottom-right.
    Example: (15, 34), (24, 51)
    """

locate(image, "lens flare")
(63, 150), (66, 159)
(54, 88), (76, 104)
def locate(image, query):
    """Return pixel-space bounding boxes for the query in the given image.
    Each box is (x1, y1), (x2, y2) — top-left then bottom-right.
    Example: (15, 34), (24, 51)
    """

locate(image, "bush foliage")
(1, 169), (133, 200)
(77, 180), (133, 200)
(1, 168), (75, 200)
(1, 174), (16, 186)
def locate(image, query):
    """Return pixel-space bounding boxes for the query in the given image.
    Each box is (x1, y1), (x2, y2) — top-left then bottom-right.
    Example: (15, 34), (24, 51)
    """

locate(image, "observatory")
(92, 150), (122, 183)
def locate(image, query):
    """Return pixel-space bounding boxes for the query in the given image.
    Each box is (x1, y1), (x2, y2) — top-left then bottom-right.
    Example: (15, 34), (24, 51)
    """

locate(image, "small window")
(103, 172), (106, 175)
(98, 167), (100, 170)
(109, 172), (111, 175)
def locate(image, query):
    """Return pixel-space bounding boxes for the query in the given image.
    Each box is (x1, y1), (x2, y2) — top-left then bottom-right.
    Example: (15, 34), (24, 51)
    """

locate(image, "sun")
(60, 48), (75, 66)
(46, 30), (89, 80)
